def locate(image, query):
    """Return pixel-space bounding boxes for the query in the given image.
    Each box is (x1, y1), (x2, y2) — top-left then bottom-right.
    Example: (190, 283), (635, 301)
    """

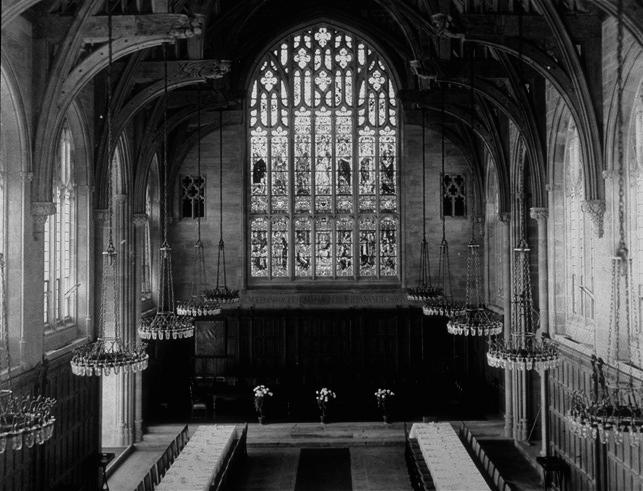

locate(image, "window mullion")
(311, 83), (317, 280)
(288, 50), (295, 281)
(267, 99), (273, 281)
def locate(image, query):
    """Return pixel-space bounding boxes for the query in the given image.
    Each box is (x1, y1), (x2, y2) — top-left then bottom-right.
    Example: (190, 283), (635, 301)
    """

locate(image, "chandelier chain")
(0, 254), (11, 387)
(422, 108), (427, 239)
(162, 43), (169, 247)
(196, 84), (202, 243)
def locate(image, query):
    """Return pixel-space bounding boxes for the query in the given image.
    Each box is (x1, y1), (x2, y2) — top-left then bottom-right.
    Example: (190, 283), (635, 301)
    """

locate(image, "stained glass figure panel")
(248, 23), (398, 281)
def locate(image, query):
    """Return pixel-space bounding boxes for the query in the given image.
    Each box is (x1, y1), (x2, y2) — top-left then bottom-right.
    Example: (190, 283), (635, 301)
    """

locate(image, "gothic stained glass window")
(249, 24), (399, 280)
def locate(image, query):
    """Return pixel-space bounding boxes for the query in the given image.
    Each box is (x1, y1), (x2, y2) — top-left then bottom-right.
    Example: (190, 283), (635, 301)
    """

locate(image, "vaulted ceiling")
(3, 0), (641, 211)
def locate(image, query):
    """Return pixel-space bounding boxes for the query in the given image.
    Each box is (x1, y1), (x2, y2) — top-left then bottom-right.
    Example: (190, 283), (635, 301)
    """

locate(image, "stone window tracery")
(248, 24), (398, 281)
(44, 123), (76, 325)
(443, 173), (466, 217)
(180, 174), (205, 219)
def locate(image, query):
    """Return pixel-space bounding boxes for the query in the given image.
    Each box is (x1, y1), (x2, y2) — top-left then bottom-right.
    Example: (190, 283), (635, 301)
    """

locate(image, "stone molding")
(581, 199), (605, 238)
(95, 209), (109, 223)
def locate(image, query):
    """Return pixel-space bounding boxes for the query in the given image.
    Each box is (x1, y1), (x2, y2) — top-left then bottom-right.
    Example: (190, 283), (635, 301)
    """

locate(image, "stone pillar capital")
(95, 209), (109, 223)
(581, 199), (605, 238)
(498, 212), (511, 224)
(529, 207), (548, 222)
(132, 213), (149, 227)
(19, 171), (34, 183)
(113, 193), (128, 205)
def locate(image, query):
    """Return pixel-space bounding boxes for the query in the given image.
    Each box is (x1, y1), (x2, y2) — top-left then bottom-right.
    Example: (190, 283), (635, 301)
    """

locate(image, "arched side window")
(564, 121), (594, 333)
(141, 182), (153, 300)
(44, 123), (76, 326)
(630, 86), (643, 362)
(248, 24), (399, 282)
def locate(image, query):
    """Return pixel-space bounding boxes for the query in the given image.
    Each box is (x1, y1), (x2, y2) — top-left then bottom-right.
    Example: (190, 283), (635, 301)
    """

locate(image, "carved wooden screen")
(248, 24), (398, 281)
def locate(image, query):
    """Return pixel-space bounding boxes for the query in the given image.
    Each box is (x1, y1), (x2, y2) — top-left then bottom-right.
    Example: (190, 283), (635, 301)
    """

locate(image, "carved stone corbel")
(498, 212), (511, 224)
(177, 59), (231, 80)
(581, 199), (605, 238)
(529, 207), (548, 223)
(31, 202), (56, 239)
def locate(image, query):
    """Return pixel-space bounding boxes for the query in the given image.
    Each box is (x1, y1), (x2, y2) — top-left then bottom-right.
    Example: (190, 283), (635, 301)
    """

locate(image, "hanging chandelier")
(423, 92), (464, 318)
(71, 4), (148, 376)
(0, 255), (56, 453)
(486, 219), (558, 371)
(203, 111), (239, 306)
(447, 238), (503, 336)
(408, 108), (442, 303)
(565, 0), (643, 445)
(138, 44), (195, 341)
(176, 87), (221, 318)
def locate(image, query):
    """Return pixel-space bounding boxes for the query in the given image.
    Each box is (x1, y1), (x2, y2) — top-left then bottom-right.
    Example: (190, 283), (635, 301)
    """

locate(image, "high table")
(409, 423), (490, 491)
(156, 425), (237, 491)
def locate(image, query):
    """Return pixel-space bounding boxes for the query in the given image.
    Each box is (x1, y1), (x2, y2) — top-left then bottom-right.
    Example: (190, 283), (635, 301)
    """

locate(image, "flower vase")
(320, 413), (327, 424)
(258, 415), (266, 425)
(382, 413), (390, 424)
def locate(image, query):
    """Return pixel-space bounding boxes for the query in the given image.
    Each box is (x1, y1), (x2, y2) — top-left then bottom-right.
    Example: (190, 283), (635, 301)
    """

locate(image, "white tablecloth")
(156, 425), (236, 491)
(409, 423), (490, 491)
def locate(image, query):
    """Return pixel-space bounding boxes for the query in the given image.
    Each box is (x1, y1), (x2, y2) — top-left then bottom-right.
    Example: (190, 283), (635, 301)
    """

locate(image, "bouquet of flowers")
(375, 388), (395, 421)
(253, 385), (273, 419)
(315, 387), (336, 418)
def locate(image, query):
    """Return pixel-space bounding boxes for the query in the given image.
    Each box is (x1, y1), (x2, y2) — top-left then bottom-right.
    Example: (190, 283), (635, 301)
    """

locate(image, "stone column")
(132, 213), (148, 442)
(530, 207), (549, 455)
(499, 212), (513, 437)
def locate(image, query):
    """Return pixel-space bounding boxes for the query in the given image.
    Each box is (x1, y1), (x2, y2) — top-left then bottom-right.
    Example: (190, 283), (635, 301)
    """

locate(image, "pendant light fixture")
(447, 222), (502, 336)
(138, 44), (195, 340)
(177, 86), (221, 318)
(486, 185), (558, 371)
(447, 43), (501, 336)
(0, 255), (56, 453)
(408, 108), (442, 303)
(71, 3), (148, 376)
(566, 0), (643, 445)
(423, 88), (464, 318)
(204, 111), (239, 305)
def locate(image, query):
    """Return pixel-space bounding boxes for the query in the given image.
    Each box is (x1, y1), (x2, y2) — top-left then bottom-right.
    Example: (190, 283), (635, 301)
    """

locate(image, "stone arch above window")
(248, 23), (399, 282)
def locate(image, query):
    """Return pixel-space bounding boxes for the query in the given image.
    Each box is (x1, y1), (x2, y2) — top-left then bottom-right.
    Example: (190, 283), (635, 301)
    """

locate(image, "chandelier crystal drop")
(138, 44), (194, 340)
(486, 238), (559, 371)
(71, 5), (148, 376)
(408, 108), (443, 303)
(447, 240), (503, 336)
(176, 87), (221, 318)
(0, 255), (56, 453)
(564, 0), (643, 444)
(206, 111), (239, 306)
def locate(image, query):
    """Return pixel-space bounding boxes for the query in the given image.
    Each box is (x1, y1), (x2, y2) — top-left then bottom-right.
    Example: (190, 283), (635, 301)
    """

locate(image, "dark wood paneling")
(145, 307), (501, 422)
(0, 352), (100, 491)
(549, 345), (643, 491)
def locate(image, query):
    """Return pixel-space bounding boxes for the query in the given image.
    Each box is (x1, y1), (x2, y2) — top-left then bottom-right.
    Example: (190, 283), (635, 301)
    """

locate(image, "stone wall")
(169, 110), (478, 308)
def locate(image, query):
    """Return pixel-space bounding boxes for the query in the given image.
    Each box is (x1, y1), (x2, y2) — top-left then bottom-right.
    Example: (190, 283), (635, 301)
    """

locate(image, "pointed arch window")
(248, 24), (399, 281)
(564, 121), (594, 325)
(44, 123), (76, 325)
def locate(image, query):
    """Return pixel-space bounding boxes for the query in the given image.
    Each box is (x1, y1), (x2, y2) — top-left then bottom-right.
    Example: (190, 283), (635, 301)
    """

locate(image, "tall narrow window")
(443, 173), (466, 217)
(248, 24), (399, 281)
(141, 183), (153, 301)
(44, 123), (76, 325)
(565, 121), (594, 326)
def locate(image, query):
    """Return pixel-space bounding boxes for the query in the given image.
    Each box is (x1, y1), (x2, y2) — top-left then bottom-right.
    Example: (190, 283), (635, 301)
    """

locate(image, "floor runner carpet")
(294, 448), (352, 491)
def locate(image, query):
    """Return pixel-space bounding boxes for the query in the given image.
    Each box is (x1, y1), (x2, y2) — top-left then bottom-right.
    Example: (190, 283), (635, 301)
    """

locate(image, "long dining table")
(155, 424), (237, 491)
(409, 422), (491, 491)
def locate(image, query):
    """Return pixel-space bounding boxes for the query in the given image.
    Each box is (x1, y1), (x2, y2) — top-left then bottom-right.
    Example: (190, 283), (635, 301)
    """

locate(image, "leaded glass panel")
(249, 24), (398, 281)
